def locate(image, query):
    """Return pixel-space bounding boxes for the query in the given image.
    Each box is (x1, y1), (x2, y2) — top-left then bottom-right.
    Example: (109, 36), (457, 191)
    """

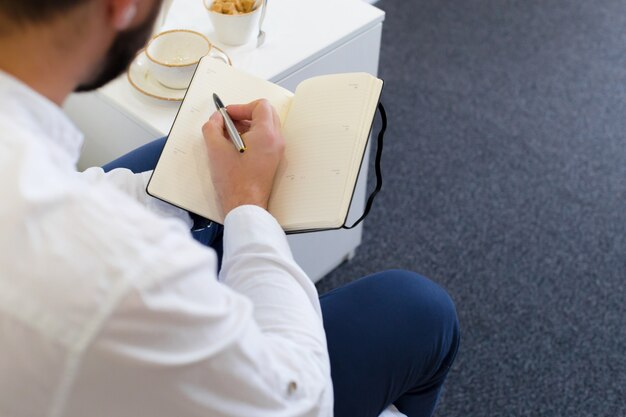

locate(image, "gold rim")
(146, 29), (212, 68)
(127, 49), (184, 101)
(126, 49), (233, 102)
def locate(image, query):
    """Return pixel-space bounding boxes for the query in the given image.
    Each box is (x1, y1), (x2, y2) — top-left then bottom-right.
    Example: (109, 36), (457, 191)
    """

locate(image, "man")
(0, 1), (459, 416)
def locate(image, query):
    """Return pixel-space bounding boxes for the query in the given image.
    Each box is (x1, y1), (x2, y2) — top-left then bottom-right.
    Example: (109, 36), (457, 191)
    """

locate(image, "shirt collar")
(0, 70), (84, 163)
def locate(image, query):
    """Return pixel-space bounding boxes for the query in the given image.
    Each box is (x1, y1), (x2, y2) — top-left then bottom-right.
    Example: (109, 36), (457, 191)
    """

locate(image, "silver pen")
(212, 93), (246, 153)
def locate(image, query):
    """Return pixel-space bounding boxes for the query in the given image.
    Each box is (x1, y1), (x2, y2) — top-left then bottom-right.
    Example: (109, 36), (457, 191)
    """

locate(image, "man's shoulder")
(0, 141), (209, 346)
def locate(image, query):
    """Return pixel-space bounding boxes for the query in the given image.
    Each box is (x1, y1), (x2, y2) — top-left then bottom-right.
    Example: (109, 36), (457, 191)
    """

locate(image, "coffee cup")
(145, 29), (229, 89)
(204, 0), (262, 46)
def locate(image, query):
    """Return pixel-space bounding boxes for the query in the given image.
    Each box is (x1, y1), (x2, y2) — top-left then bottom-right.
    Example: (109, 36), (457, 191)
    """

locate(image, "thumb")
(202, 111), (225, 142)
(210, 110), (223, 125)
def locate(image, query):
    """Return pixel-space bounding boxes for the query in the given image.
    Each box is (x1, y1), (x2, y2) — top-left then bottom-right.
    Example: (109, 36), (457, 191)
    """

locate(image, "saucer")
(127, 49), (187, 101)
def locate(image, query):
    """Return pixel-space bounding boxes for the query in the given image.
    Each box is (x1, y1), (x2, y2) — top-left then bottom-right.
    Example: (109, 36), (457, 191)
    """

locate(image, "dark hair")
(0, 0), (92, 24)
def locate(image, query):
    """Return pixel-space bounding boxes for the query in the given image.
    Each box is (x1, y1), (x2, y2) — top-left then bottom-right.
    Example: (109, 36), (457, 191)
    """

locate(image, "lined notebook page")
(270, 73), (383, 231)
(148, 58), (293, 223)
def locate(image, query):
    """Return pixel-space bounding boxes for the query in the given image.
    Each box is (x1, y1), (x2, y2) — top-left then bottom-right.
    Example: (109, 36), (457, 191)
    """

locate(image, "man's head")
(0, 0), (163, 99)
(75, 1), (161, 91)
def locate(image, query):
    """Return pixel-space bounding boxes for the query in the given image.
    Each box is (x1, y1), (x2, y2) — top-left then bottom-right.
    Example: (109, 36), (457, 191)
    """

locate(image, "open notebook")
(147, 57), (383, 233)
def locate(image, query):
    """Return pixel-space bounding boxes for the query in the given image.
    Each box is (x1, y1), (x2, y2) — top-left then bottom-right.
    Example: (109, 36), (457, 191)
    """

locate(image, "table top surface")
(86, 0), (384, 135)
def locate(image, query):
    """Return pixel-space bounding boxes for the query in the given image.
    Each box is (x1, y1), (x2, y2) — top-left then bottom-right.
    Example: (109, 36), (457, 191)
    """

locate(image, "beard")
(75, 2), (162, 92)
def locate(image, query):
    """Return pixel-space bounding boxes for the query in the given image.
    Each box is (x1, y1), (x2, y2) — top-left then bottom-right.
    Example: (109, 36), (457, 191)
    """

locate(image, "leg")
(102, 138), (223, 258)
(320, 270), (460, 417)
(102, 137), (168, 174)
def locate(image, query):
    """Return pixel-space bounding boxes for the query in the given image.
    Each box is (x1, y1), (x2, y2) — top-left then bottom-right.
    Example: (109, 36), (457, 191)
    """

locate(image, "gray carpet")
(315, 0), (626, 415)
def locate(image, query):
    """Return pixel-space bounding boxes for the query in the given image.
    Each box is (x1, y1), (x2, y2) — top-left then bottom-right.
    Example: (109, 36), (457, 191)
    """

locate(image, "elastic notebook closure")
(342, 101), (387, 230)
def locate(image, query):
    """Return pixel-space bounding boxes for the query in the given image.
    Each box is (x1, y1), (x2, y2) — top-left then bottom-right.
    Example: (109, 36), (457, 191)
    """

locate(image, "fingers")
(203, 111), (253, 141)
(233, 119), (251, 134)
(226, 99), (278, 128)
(225, 100), (262, 120)
(272, 110), (281, 129)
(203, 111), (223, 135)
(202, 111), (230, 147)
(203, 99), (282, 154)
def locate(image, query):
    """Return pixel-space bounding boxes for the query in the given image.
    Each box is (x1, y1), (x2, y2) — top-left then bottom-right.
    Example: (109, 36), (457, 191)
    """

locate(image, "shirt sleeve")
(220, 205), (327, 351)
(80, 166), (193, 227)
(62, 205), (332, 417)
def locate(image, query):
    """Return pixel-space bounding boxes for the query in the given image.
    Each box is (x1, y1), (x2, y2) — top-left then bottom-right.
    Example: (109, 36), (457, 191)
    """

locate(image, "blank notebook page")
(270, 73), (382, 230)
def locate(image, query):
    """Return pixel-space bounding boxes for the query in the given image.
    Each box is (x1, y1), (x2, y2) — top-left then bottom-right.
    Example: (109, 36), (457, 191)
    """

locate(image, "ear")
(109, 0), (139, 30)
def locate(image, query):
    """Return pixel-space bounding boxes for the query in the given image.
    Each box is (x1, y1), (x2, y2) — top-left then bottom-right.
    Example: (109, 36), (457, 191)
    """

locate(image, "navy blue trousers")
(103, 138), (460, 417)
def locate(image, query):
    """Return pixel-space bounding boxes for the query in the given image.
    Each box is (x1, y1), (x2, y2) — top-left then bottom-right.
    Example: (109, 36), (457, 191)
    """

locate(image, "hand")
(202, 99), (285, 217)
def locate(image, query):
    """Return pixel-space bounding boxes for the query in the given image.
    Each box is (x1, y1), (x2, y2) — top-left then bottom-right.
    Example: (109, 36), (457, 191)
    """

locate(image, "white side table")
(63, 0), (385, 282)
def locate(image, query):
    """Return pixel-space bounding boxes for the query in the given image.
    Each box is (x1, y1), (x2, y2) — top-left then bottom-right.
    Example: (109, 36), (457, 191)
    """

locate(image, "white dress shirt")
(0, 70), (333, 417)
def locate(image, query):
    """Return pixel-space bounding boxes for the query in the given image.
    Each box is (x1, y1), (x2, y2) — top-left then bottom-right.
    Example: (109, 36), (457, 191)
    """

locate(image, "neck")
(0, 36), (70, 105)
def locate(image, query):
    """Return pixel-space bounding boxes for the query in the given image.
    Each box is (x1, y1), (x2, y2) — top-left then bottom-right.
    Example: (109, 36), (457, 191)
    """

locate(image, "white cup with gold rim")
(146, 29), (226, 90)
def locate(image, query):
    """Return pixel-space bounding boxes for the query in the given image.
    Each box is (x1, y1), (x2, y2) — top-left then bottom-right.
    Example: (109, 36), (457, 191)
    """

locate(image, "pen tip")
(212, 93), (223, 108)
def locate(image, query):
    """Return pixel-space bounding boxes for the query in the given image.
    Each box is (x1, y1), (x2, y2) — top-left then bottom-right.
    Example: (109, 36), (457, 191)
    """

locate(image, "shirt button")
(287, 381), (298, 395)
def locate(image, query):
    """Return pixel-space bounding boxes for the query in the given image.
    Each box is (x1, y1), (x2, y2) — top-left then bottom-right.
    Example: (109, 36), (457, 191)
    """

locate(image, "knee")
(369, 269), (460, 359)
(376, 270), (458, 323)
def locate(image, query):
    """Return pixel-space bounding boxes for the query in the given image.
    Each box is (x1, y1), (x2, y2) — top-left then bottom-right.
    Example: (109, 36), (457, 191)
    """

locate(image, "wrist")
(220, 186), (270, 215)
(223, 201), (268, 217)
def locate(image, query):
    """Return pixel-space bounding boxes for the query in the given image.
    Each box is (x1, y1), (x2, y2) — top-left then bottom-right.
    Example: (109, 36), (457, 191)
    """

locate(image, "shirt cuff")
(222, 205), (293, 261)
